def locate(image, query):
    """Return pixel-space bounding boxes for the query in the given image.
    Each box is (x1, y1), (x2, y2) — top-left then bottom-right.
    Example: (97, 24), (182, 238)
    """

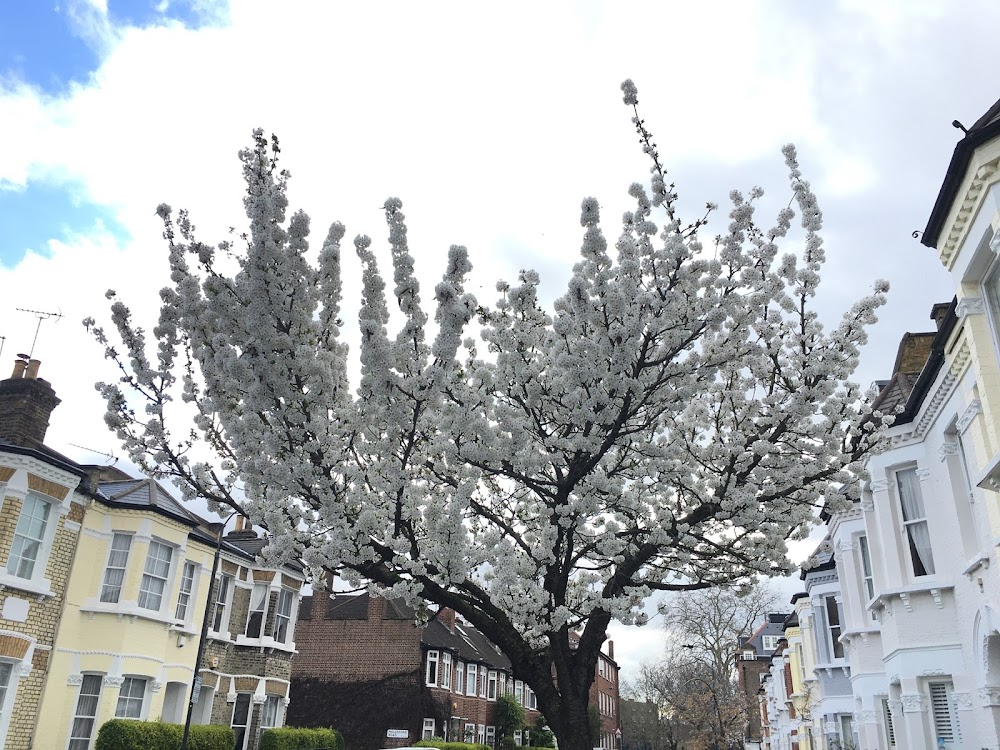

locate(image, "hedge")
(414, 741), (490, 750)
(95, 719), (234, 750)
(259, 726), (344, 750)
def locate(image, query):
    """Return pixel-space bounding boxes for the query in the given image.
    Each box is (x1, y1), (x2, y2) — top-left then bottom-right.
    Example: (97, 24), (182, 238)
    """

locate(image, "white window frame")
(527, 687), (536, 710)
(261, 694), (283, 729)
(423, 718), (436, 740)
(825, 596), (844, 660)
(486, 725), (496, 746)
(442, 651), (452, 690)
(464, 723), (476, 743)
(487, 670), (498, 700)
(858, 534), (875, 602)
(100, 533), (133, 604)
(0, 660), (16, 749)
(67, 673), (104, 750)
(114, 676), (148, 720)
(515, 679), (524, 705)
(210, 574), (234, 635)
(426, 650), (440, 686)
(6, 491), (57, 586)
(929, 681), (958, 749)
(273, 587), (294, 643)
(456, 661), (465, 695)
(896, 467), (935, 577)
(137, 540), (174, 612)
(231, 692), (253, 750)
(174, 561), (198, 623)
(514, 730), (523, 745)
(467, 663), (478, 696)
(479, 667), (487, 698)
(245, 582), (268, 638)
(477, 724), (486, 744)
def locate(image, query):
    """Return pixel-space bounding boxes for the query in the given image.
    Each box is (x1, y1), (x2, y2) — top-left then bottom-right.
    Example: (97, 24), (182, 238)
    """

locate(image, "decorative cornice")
(981, 686), (1000, 707)
(940, 158), (1000, 270)
(958, 399), (982, 435)
(860, 498), (875, 513)
(901, 694), (927, 713)
(869, 479), (889, 493)
(956, 296), (985, 318)
(953, 692), (974, 710)
(67, 673), (83, 686)
(890, 339), (971, 447)
(103, 676), (125, 688)
(938, 439), (960, 462)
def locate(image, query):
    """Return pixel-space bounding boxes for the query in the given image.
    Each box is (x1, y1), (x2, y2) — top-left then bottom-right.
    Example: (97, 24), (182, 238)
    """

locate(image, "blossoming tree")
(88, 81), (887, 750)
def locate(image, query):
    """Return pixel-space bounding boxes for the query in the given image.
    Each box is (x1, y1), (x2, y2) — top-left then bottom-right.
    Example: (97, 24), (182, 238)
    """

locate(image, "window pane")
(101, 534), (132, 603)
(138, 542), (173, 611)
(8, 495), (50, 578)
(115, 677), (146, 719)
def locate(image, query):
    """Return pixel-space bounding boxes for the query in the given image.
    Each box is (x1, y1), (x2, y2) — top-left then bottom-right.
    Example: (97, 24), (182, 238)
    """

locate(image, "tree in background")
(88, 80), (888, 750)
(496, 693), (525, 750)
(624, 583), (776, 750)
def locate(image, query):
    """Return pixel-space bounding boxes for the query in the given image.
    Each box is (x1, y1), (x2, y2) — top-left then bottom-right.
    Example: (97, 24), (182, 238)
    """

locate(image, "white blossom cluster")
(87, 87), (888, 730)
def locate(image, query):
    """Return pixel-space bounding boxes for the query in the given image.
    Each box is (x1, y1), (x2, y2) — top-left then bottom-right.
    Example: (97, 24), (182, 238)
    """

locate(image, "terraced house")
(290, 592), (621, 750)
(0, 357), (305, 750)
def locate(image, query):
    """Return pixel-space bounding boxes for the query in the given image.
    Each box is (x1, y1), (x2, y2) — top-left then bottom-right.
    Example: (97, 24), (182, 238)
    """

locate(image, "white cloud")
(1, 0), (992, 679)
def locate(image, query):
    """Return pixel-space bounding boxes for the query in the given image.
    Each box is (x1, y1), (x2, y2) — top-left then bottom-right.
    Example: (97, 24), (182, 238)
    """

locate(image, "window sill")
(208, 630), (234, 643)
(80, 599), (182, 626)
(233, 634), (296, 653)
(871, 581), (954, 613)
(0, 572), (54, 599)
(962, 552), (991, 578)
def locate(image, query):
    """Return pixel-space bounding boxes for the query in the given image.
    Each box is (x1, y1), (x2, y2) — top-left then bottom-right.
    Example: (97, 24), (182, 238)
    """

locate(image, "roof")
(0, 440), (87, 480)
(423, 618), (512, 670)
(97, 477), (199, 526)
(738, 612), (789, 656)
(923, 96), (1000, 248)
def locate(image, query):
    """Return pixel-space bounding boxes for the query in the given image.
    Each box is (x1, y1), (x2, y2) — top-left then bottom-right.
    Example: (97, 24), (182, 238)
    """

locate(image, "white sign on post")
(386, 730), (409, 739)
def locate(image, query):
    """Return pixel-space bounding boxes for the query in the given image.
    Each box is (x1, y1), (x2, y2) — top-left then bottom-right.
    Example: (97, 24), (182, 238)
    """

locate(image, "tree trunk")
(544, 691), (596, 750)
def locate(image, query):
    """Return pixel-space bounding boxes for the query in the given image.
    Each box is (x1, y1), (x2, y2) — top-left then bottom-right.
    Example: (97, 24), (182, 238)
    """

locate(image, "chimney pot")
(25, 359), (41, 379)
(607, 640), (614, 660)
(10, 360), (26, 379)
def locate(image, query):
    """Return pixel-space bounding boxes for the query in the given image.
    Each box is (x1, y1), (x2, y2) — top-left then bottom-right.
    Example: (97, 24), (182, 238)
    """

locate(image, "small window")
(175, 561), (198, 621)
(527, 687), (536, 710)
(456, 662), (465, 695)
(68, 674), (103, 750)
(442, 652), (452, 690)
(138, 541), (173, 610)
(274, 588), (294, 643)
(858, 535), (875, 601)
(897, 468), (935, 576)
(232, 693), (252, 750)
(477, 724), (486, 744)
(487, 670), (498, 700)
(426, 650), (439, 686)
(929, 682), (957, 749)
(515, 679), (523, 705)
(464, 724), (476, 743)
(246, 583), (268, 638)
(100, 533), (132, 603)
(115, 677), (147, 719)
(826, 596), (844, 659)
(479, 668), (487, 698)
(467, 664), (478, 696)
(486, 726), (496, 746)
(882, 698), (896, 747)
(211, 574), (233, 633)
(7, 493), (52, 579)
(423, 718), (436, 740)
(261, 695), (282, 728)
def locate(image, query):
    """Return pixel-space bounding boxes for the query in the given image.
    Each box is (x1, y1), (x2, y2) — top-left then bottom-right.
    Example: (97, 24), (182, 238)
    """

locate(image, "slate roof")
(424, 617), (512, 670)
(738, 612), (789, 657)
(97, 477), (198, 526)
(923, 96), (1000, 248)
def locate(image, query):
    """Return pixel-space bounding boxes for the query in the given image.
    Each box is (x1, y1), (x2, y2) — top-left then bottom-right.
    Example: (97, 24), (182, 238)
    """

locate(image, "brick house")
(290, 593), (621, 750)
(185, 520), (306, 750)
(0, 357), (305, 750)
(734, 612), (788, 748)
(0, 358), (89, 750)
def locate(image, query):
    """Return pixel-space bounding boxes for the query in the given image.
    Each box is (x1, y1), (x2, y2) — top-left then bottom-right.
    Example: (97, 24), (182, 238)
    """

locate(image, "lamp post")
(180, 511), (237, 750)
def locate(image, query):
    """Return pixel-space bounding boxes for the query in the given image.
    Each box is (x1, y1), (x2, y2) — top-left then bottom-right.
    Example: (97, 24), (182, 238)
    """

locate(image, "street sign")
(386, 730), (409, 739)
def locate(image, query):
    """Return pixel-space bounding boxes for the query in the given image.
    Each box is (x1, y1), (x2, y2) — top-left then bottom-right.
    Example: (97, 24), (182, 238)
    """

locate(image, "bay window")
(897, 468), (935, 576)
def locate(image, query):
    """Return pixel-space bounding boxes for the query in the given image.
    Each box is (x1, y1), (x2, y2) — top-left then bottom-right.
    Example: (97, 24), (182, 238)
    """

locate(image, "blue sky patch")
(0, 1), (229, 94)
(0, 182), (129, 267)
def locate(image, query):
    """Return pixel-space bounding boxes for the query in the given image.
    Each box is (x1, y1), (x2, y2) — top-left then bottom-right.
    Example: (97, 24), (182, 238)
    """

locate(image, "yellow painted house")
(35, 467), (217, 749)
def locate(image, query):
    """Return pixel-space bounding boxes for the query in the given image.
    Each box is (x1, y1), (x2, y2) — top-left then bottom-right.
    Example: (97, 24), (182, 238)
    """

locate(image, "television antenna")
(16, 307), (63, 359)
(68, 442), (119, 465)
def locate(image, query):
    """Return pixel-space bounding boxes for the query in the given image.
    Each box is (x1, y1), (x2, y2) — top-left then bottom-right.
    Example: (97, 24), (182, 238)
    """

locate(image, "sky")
(1, 0), (997, 682)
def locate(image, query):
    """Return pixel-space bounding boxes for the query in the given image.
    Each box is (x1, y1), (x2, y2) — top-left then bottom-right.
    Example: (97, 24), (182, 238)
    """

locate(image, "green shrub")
(94, 719), (234, 750)
(414, 741), (490, 750)
(259, 726), (344, 750)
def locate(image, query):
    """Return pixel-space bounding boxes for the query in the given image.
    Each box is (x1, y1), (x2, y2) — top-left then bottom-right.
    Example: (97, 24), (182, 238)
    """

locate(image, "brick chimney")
(606, 640), (614, 660)
(0, 357), (61, 447)
(438, 607), (457, 632)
